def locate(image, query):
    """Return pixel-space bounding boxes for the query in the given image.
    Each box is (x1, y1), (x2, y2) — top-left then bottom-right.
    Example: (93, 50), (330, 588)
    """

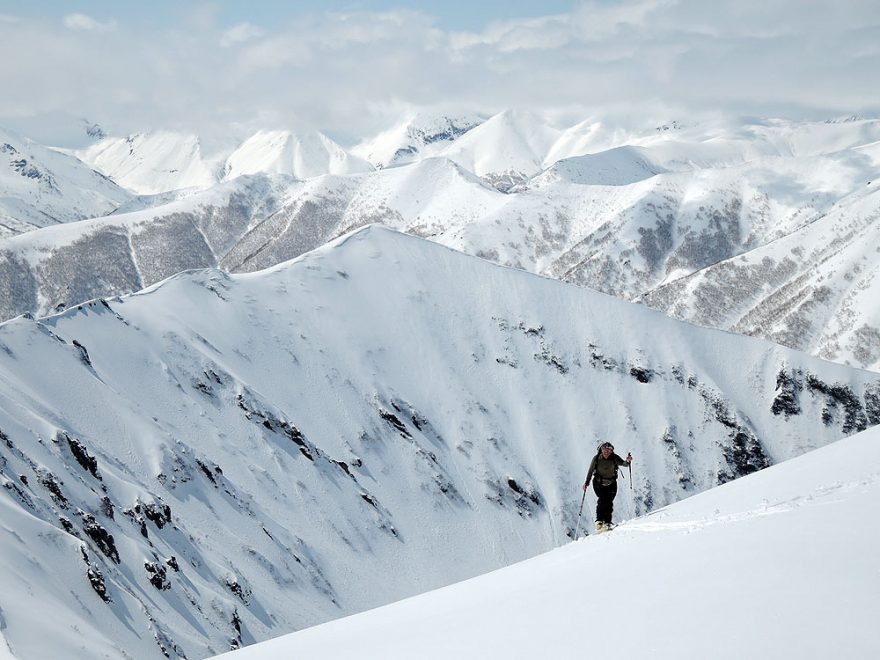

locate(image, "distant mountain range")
(75, 129), (373, 195)
(0, 112), (878, 370)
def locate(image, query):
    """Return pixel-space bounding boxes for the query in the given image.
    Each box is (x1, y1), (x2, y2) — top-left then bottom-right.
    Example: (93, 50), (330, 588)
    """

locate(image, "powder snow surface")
(218, 425), (880, 660)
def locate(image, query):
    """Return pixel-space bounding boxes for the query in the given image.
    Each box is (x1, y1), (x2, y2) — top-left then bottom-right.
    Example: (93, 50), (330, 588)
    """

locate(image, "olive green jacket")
(585, 452), (628, 485)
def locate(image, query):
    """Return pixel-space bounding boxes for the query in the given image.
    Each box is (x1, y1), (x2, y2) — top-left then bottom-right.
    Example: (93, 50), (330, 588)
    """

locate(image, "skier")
(583, 441), (632, 531)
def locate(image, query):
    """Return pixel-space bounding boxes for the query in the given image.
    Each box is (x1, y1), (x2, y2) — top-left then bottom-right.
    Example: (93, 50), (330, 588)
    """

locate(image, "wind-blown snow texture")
(218, 424), (880, 660)
(0, 226), (878, 659)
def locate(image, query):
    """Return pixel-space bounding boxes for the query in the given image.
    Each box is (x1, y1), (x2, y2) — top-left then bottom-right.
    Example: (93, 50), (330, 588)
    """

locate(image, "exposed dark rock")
(507, 477), (542, 507)
(137, 500), (173, 529)
(486, 477), (543, 517)
(237, 392), (316, 460)
(196, 459), (218, 484)
(434, 473), (464, 503)
(630, 366), (654, 383)
(151, 618), (186, 659)
(379, 410), (411, 438)
(589, 350), (618, 371)
(123, 505), (150, 538)
(225, 577), (251, 605)
(80, 547), (110, 602)
(535, 344), (568, 374)
(277, 421), (315, 461)
(63, 433), (101, 479)
(81, 513), (120, 563)
(98, 495), (114, 519)
(230, 608), (243, 650)
(37, 469), (69, 508)
(145, 561), (171, 590)
(71, 340), (93, 368)
(166, 556), (180, 572)
(660, 427), (694, 489)
(4, 480), (35, 509)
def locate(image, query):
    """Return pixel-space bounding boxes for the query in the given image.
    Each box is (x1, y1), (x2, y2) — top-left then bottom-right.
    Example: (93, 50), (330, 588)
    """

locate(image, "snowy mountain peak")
(352, 112), (485, 168)
(82, 119), (107, 141)
(435, 110), (563, 190)
(78, 130), (222, 195)
(224, 130), (373, 180)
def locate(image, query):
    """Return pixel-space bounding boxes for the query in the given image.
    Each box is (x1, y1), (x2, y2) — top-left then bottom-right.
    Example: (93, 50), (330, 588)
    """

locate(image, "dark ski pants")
(593, 479), (618, 525)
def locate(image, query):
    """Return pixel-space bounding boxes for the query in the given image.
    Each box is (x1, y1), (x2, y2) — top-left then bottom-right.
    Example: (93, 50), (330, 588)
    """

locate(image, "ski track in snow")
(622, 474), (879, 535)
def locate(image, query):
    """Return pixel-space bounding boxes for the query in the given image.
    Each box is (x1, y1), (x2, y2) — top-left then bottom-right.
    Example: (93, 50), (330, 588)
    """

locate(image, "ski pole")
(574, 485), (588, 539)
(573, 463), (591, 538)
(627, 452), (633, 490)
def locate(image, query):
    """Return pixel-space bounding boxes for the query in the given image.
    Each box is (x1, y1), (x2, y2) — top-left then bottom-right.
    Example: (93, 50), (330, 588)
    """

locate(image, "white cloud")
(62, 13), (117, 32)
(220, 22), (265, 47)
(1, 2), (877, 146)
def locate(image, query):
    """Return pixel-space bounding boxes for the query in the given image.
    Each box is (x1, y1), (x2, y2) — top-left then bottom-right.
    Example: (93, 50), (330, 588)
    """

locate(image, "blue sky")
(1, 1), (878, 145)
(5, 1), (579, 31)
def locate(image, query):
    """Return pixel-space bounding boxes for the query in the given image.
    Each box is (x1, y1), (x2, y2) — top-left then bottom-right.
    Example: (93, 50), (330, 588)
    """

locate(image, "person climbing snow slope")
(583, 442), (632, 531)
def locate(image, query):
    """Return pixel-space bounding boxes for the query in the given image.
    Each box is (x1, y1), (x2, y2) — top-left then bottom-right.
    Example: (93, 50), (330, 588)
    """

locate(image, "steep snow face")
(643, 183), (880, 371)
(0, 128), (131, 237)
(352, 113), (485, 168)
(0, 226), (878, 660)
(220, 425), (880, 660)
(223, 131), (373, 180)
(78, 131), (224, 195)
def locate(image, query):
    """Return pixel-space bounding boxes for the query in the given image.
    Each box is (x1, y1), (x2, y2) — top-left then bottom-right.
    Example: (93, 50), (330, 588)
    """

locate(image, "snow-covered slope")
(77, 131), (225, 195)
(0, 128), (131, 237)
(219, 424), (880, 660)
(0, 226), (878, 659)
(643, 181), (880, 370)
(0, 174), (290, 321)
(224, 130), (372, 180)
